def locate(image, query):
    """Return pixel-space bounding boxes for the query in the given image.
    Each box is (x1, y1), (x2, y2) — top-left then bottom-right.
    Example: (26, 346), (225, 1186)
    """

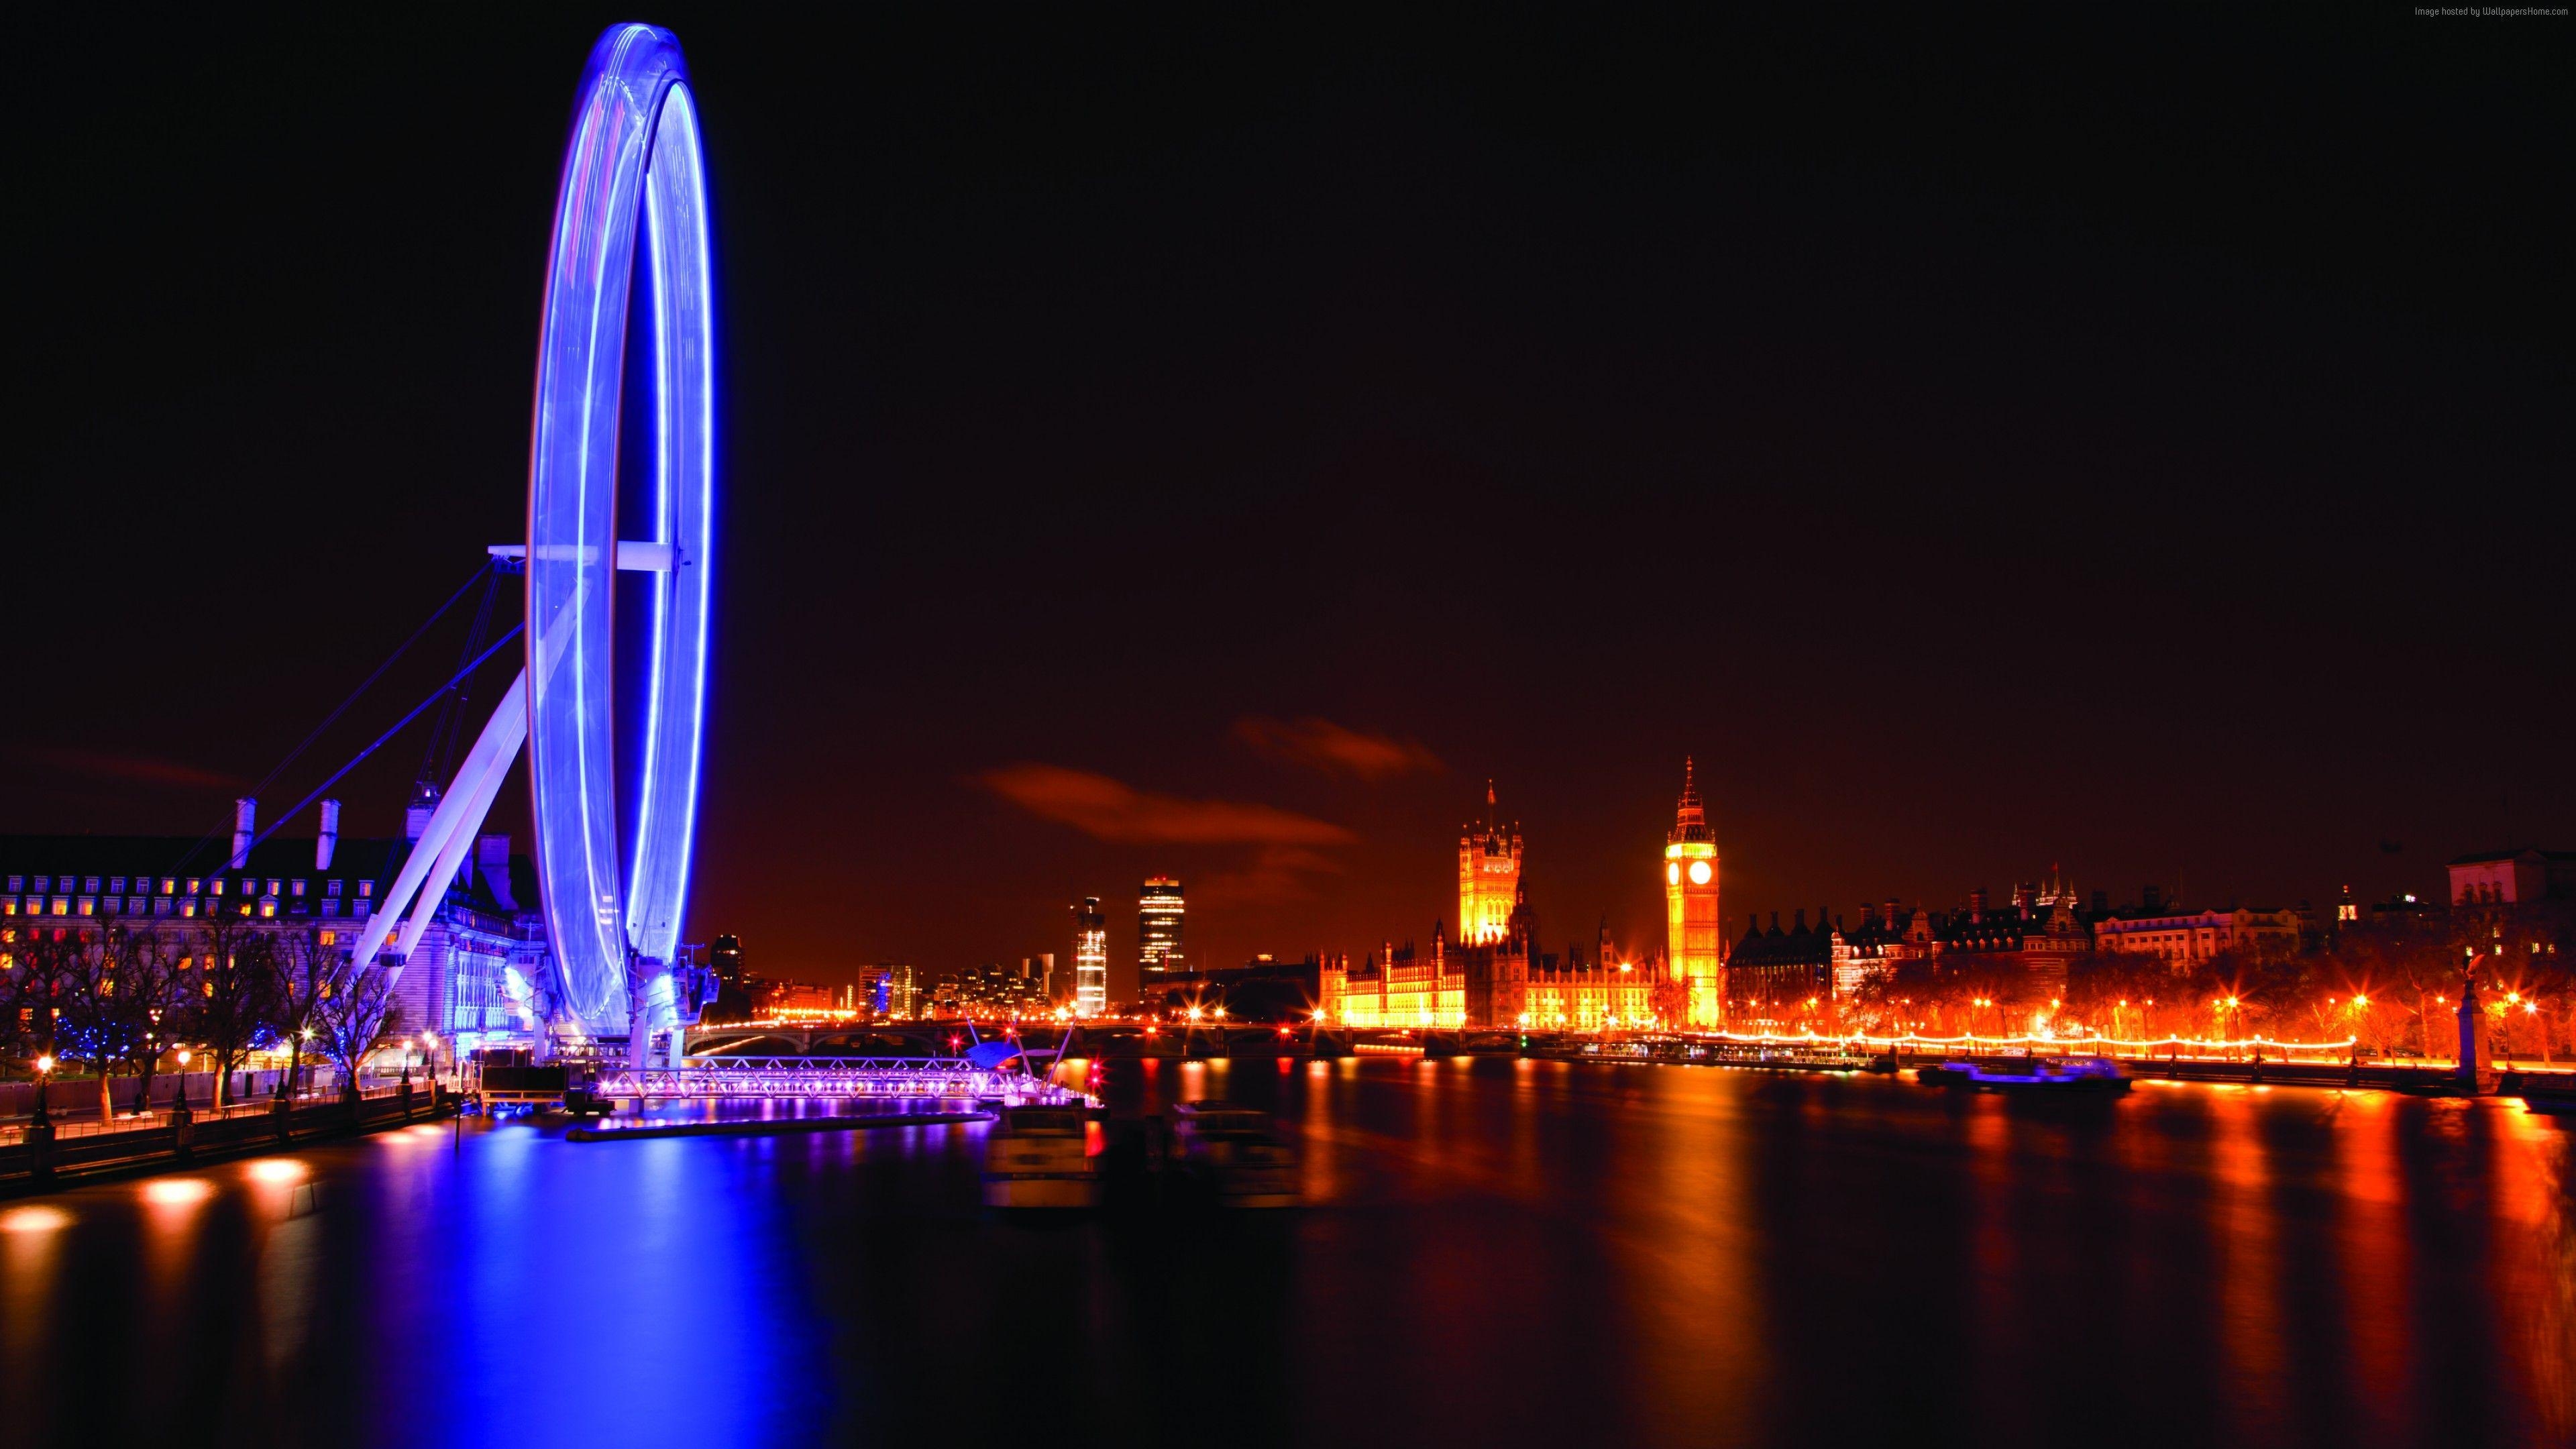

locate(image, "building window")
(32, 877), (48, 893)
(358, 880), (373, 898)
(326, 879), (343, 897)
(266, 878), (280, 897)
(209, 878), (224, 896)
(108, 877), (126, 893)
(51, 898), (70, 916)
(180, 901), (197, 918)
(321, 900), (339, 918)
(76, 898), (94, 917)
(317, 930), (334, 946)
(84, 877), (101, 894)
(4, 877), (19, 893)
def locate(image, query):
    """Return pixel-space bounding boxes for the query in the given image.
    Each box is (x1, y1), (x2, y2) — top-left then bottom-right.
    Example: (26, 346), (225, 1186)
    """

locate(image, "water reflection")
(0, 1063), (2563, 1446)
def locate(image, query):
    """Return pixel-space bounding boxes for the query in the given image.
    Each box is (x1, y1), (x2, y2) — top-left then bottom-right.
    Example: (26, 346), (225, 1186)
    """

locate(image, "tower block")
(1459, 781), (1523, 946)
(1663, 757), (1723, 1028)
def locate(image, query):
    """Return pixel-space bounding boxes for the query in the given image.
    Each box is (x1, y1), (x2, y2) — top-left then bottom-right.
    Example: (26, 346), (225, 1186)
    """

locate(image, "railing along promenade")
(1, 1077), (449, 1191)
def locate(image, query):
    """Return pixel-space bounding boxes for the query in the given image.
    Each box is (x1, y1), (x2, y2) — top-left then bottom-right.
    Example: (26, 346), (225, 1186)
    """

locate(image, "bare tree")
(180, 914), (274, 1110)
(3, 925), (78, 1067)
(115, 927), (191, 1116)
(313, 965), (402, 1102)
(267, 925), (341, 1104)
(54, 924), (161, 1123)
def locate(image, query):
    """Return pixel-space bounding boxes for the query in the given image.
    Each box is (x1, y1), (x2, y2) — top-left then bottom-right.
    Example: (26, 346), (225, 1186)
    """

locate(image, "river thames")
(1, 1058), (2569, 1448)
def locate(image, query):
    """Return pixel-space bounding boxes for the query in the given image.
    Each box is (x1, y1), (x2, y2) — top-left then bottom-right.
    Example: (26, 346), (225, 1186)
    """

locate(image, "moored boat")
(981, 1106), (1099, 1209)
(1920, 1055), (2131, 1093)
(2517, 1073), (2576, 1115)
(1171, 1100), (1301, 1208)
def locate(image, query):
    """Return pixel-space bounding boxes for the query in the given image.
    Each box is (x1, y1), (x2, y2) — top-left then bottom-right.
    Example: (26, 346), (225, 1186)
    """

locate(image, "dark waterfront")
(3, 1059), (2569, 1448)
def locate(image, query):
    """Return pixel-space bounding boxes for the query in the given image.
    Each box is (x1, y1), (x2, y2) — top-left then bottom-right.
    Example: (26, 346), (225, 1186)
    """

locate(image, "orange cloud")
(1232, 716), (1442, 782)
(1191, 846), (1348, 907)
(17, 745), (246, 792)
(978, 764), (1354, 845)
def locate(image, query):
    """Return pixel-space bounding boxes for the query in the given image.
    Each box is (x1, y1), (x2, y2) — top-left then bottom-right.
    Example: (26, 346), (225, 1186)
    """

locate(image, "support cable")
(166, 559), (497, 875)
(231, 623), (526, 865)
(417, 565), (506, 795)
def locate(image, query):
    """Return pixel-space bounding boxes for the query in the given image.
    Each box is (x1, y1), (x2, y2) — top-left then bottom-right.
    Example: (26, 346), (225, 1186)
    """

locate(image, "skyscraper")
(1073, 896), (1108, 1017)
(1664, 757), (1723, 1027)
(1139, 877), (1185, 981)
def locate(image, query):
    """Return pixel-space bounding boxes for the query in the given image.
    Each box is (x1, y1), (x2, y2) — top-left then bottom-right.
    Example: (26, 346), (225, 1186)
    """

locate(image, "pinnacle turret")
(1667, 755), (1713, 845)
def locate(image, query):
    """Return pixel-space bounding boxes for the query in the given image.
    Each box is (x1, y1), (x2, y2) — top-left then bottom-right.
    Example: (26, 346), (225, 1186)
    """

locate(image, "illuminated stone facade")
(1458, 784), (1522, 945)
(1321, 782), (1676, 1030)
(1663, 758), (1723, 1027)
(0, 828), (559, 1054)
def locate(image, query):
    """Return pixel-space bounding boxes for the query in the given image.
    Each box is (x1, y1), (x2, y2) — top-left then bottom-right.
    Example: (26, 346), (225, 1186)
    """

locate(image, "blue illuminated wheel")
(524, 25), (714, 1031)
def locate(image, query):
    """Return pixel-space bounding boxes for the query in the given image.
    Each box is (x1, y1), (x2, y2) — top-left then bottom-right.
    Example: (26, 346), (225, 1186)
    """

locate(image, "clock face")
(1666, 863), (1681, 885)
(1689, 860), (1713, 886)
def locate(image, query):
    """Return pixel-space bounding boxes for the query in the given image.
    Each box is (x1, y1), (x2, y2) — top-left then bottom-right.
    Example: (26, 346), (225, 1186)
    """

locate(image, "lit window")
(209, 878), (224, 896)
(181, 901), (197, 918)
(160, 878), (175, 894)
(266, 878), (280, 897)
(317, 930), (335, 946)
(1, 900), (13, 916)
(358, 880), (373, 898)
(76, 898), (93, 917)
(290, 879), (306, 897)
(186, 878), (201, 895)
(51, 898), (70, 916)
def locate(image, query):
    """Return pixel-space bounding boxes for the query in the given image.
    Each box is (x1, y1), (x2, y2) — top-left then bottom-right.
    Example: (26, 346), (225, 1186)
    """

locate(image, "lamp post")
(31, 1054), (54, 1130)
(25, 1053), (57, 1184)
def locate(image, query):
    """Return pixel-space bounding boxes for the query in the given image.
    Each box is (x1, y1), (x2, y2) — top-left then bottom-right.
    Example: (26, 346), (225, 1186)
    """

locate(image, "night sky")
(14, 10), (2567, 995)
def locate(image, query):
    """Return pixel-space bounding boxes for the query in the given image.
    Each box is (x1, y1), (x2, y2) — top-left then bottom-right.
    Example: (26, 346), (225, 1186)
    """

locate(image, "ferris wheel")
(341, 25), (715, 1067)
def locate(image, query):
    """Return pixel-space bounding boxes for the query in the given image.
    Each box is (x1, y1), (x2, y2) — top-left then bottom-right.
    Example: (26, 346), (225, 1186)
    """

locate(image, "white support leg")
(344, 668), (529, 971)
(386, 711), (523, 990)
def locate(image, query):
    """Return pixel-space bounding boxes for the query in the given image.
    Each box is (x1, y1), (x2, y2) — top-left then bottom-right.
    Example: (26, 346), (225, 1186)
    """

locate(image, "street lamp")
(31, 1054), (54, 1129)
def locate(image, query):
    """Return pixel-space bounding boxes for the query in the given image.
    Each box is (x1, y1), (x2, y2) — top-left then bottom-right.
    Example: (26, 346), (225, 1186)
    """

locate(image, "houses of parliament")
(1321, 761), (1727, 1030)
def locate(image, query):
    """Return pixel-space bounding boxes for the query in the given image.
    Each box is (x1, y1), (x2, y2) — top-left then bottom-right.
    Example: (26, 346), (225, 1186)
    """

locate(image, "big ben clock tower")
(1663, 757), (1723, 1028)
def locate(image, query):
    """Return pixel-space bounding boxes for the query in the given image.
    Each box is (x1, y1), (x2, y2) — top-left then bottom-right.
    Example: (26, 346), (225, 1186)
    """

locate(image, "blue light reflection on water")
(0, 1065), (2567, 1448)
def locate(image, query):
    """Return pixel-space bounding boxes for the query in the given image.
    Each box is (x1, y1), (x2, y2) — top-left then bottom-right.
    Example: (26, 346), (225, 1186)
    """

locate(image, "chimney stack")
(316, 799), (341, 871)
(229, 797), (257, 870)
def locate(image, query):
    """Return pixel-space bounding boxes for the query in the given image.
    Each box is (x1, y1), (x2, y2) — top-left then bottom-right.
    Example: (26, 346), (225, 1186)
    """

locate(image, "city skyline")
(9, 9), (2565, 986)
(4, 15), (2569, 1448)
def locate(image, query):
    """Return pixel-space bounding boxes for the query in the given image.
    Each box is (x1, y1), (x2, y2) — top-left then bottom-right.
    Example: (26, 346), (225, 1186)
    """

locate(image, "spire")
(1667, 755), (1712, 845)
